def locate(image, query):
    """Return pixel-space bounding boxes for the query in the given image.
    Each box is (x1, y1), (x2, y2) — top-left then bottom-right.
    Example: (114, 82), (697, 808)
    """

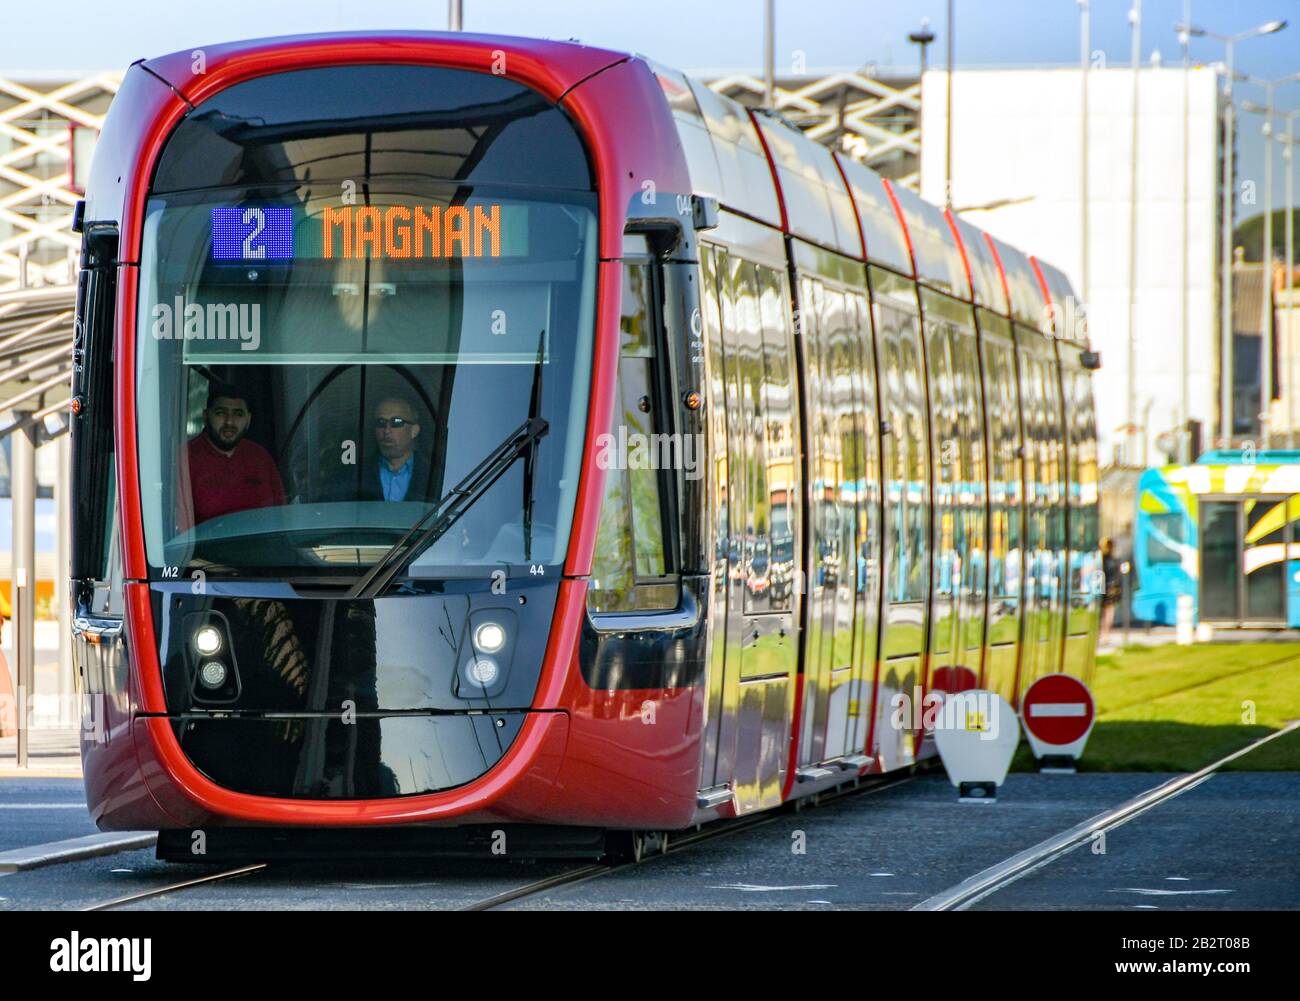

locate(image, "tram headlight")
(193, 625), (223, 656)
(198, 661), (228, 690)
(465, 656), (500, 689)
(473, 621), (507, 654)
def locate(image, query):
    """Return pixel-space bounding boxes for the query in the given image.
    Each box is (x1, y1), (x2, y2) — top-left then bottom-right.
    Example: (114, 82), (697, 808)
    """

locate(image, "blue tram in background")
(1133, 451), (1300, 628)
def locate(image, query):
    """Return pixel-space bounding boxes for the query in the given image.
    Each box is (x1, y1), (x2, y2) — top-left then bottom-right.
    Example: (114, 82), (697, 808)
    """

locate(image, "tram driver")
(365, 396), (433, 503)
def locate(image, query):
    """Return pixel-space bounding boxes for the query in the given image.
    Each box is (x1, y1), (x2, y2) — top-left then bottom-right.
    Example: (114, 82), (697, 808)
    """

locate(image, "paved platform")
(0, 728), (81, 777)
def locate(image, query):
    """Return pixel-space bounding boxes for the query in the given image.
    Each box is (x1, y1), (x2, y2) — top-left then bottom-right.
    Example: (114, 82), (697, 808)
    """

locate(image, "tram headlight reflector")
(473, 621), (507, 654)
(198, 661), (228, 690)
(194, 625), (223, 656)
(466, 656), (500, 688)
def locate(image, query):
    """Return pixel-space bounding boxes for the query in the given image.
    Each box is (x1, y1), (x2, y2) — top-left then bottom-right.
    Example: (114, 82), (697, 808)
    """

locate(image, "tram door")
(921, 290), (987, 694)
(699, 244), (798, 814)
(796, 275), (881, 771)
(1014, 332), (1065, 694)
(870, 267), (930, 768)
(1199, 497), (1288, 625)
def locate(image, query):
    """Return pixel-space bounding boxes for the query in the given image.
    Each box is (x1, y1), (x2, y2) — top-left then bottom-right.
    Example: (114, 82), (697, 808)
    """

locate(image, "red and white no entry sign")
(1021, 673), (1095, 761)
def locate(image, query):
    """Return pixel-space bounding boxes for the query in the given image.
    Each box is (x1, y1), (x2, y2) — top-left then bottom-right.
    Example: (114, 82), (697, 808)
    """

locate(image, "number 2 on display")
(242, 207), (266, 259)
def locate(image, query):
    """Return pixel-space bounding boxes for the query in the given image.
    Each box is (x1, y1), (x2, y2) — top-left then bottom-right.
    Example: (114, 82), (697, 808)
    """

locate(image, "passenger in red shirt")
(186, 382), (285, 525)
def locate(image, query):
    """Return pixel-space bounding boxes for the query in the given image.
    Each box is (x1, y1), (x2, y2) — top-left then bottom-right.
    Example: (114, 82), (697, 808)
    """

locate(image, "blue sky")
(8, 0), (1298, 78)
(7, 0), (1300, 219)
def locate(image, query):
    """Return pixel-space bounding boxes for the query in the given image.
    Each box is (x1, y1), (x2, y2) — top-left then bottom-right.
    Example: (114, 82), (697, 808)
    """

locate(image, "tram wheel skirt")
(157, 824), (608, 862)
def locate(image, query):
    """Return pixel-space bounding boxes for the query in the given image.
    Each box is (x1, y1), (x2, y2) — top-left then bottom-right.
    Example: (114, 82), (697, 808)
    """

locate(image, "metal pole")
(1080, 1), (1091, 329)
(56, 433), (71, 725)
(1126, 0), (1142, 464)
(1261, 83), (1276, 446)
(447, 0), (462, 31)
(944, 0), (955, 206)
(909, 19), (935, 172)
(763, 0), (775, 109)
(1180, 6), (1192, 461)
(1287, 118), (1296, 448)
(11, 418), (35, 767)
(1222, 41), (1235, 446)
(1122, 560), (1131, 647)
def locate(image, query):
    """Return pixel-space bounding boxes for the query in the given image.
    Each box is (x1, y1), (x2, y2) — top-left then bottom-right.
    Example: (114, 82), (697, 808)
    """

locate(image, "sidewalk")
(1097, 625), (1300, 656)
(0, 727), (81, 778)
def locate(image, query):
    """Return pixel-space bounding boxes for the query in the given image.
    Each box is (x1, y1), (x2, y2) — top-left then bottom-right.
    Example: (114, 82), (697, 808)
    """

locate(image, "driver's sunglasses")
(374, 417), (417, 429)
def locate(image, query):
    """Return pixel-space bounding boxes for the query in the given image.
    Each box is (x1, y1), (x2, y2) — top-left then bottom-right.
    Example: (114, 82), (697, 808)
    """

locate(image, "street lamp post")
(1278, 110), (1300, 446)
(764, 0), (776, 109)
(944, 0), (955, 207)
(1125, 1), (1141, 466)
(1180, 8), (1191, 462)
(1080, 1), (1092, 365)
(909, 18), (935, 177)
(1240, 72), (1300, 447)
(1177, 18), (1289, 448)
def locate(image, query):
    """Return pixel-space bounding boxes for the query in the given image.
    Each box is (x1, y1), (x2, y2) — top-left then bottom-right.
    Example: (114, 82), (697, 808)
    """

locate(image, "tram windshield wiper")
(347, 416), (549, 600)
(521, 329), (545, 562)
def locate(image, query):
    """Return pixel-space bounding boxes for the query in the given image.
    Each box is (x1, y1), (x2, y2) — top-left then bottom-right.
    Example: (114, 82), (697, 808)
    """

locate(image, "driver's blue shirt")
(379, 457), (414, 501)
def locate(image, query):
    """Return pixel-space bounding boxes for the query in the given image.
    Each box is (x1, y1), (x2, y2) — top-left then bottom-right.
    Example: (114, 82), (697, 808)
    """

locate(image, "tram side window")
(1071, 370), (1102, 588)
(953, 325), (987, 648)
(735, 261), (770, 615)
(1042, 353), (1067, 601)
(757, 262), (797, 612)
(589, 262), (678, 613)
(900, 330), (929, 602)
(1146, 512), (1185, 565)
(850, 292), (880, 607)
(702, 246), (731, 572)
(984, 344), (1007, 597)
(874, 285), (928, 606)
(984, 339), (1020, 601)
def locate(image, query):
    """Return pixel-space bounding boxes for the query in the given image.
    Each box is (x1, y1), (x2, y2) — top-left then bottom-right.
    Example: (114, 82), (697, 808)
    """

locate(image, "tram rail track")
(74, 769), (926, 912)
(33, 726), (1298, 912)
(911, 720), (1300, 911)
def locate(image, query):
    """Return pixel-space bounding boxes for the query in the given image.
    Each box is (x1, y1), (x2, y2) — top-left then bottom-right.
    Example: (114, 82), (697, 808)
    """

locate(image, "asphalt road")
(0, 771), (1294, 910)
(968, 772), (1299, 911)
(0, 778), (96, 853)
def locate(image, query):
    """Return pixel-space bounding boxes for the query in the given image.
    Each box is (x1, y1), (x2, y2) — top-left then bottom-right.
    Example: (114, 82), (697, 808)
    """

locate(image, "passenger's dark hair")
(205, 380), (248, 410)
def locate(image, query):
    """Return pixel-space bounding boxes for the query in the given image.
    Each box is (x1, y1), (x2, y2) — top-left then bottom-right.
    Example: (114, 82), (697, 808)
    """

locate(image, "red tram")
(70, 32), (1100, 860)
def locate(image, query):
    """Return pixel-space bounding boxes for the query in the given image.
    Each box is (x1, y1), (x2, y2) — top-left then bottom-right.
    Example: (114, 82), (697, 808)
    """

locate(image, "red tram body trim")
(879, 179), (918, 279)
(983, 233), (1013, 322)
(1028, 256), (1053, 318)
(96, 33), (700, 829)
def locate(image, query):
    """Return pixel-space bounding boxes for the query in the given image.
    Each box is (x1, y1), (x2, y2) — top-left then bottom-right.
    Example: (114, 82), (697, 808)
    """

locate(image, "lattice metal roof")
(703, 71), (921, 190)
(0, 73), (120, 291)
(0, 284), (73, 422)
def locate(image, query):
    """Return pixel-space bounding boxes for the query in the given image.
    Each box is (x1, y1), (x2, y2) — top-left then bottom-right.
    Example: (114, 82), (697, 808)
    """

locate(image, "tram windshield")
(133, 65), (597, 580)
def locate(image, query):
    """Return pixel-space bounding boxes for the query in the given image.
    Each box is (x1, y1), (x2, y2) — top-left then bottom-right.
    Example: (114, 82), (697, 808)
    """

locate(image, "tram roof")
(985, 235), (1045, 329)
(134, 33), (1078, 334)
(656, 57), (1071, 332)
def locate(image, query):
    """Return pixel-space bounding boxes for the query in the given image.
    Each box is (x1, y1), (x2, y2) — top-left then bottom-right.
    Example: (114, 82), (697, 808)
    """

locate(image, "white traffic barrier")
(932, 689), (1019, 803)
